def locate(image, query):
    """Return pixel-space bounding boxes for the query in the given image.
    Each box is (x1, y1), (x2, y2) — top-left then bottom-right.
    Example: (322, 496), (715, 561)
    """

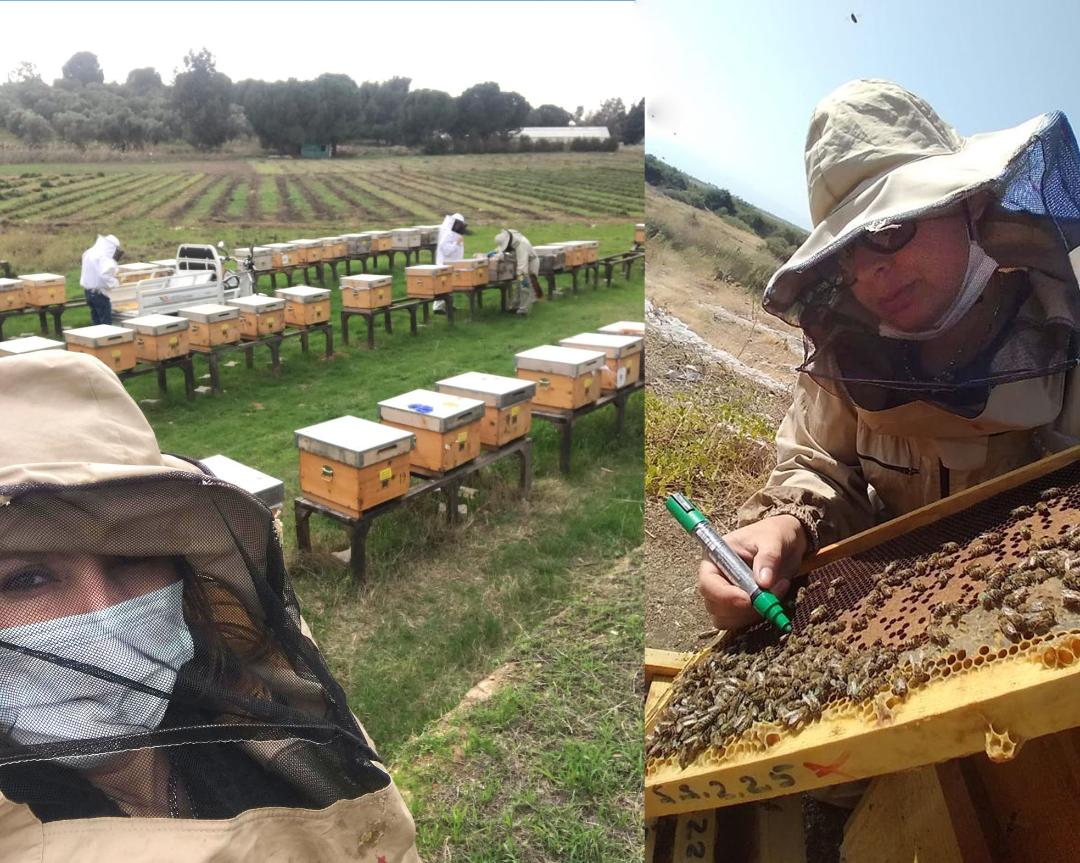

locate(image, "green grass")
(393, 556), (643, 862)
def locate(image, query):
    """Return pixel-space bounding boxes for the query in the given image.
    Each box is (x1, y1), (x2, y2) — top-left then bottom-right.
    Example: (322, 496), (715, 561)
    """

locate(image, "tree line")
(0, 50), (645, 154)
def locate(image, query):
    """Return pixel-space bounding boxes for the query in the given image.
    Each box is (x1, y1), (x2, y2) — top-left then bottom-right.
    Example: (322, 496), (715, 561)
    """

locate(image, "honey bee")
(891, 677), (909, 697)
(1062, 589), (1080, 610)
(1035, 501), (1051, 516)
(1011, 505), (1035, 519)
(941, 542), (960, 555)
(980, 588), (1004, 610)
(927, 626), (950, 647)
(1039, 487), (1062, 501)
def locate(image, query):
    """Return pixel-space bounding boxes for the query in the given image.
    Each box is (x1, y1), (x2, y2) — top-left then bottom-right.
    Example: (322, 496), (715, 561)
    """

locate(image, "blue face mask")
(0, 580), (194, 762)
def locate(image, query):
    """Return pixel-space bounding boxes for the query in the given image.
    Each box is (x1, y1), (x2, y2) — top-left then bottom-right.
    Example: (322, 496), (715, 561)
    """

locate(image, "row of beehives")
(294, 320), (644, 518)
(0, 286), (333, 369)
(234, 227), (440, 271)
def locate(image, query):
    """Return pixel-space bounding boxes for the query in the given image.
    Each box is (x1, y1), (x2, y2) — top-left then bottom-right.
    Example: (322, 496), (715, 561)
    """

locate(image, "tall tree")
(61, 52), (104, 86)
(587, 97), (627, 139)
(622, 98), (644, 144)
(125, 67), (163, 94)
(398, 88), (456, 146)
(526, 104), (572, 126)
(172, 48), (234, 150)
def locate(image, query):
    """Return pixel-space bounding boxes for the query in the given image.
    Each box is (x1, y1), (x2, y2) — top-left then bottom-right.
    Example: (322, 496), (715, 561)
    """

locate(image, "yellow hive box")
(514, 345), (606, 410)
(367, 231), (393, 253)
(405, 265), (452, 298)
(378, 389), (485, 474)
(64, 324), (137, 372)
(177, 303), (241, 351)
(122, 314), (191, 362)
(295, 416), (415, 518)
(314, 237), (346, 260)
(19, 273), (65, 306)
(558, 332), (644, 392)
(228, 295), (286, 340)
(635, 223), (646, 245)
(263, 244), (294, 269)
(292, 239), (324, 264)
(341, 274), (393, 310)
(0, 278), (25, 311)
(275, 285), (331, 327)
(449, 259), (489, 288)
(436, 372), (537, 448)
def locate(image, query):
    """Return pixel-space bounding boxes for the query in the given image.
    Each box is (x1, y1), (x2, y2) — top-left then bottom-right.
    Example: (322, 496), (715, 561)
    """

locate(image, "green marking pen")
(666, 492), (792, 634)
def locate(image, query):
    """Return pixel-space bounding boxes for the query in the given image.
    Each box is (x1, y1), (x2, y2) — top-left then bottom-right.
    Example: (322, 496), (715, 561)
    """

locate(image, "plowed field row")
(26, 174), (154, 220)
(0, 173), (133, 217)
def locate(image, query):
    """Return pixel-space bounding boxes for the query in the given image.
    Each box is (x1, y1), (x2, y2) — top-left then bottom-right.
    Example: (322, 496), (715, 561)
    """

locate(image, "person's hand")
(698, 514), (807, 630)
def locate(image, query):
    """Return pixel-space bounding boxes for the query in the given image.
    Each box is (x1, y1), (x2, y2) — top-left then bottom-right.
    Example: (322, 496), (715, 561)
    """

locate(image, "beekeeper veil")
(0, 352), (392, 823)
(762, 80), (1080, 417)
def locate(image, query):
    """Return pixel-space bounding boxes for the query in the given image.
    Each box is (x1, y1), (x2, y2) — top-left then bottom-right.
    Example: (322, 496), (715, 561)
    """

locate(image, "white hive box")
(391, 228), (421, 250)
(116, 262), (161, 286)
(121, 314), (191, 362)
(234, 247), (273, 272)
(295, 416), (415, 517)
(228, 295), (286, 339)
(413, 225), (440, 245)
(436, 372), (536, 448)
(0, 336), (65, 357)
(405, 265), (451, 298)
(64, 324), (136, 371)
(275, 285), (331, 327)
(0, 277), (25, 311)
(341, 274), (393, 310)
(559, 332), (643, 392)
(177, 303), (241, 351)
(18, 273), (65, 306)
(598, 320), (644, 336)
(378, 388), (485, 474)
(533, 246), (566, 274)
(514, 345), (605, 409)
(201, 454), (285, 512)
(149, 259), (177, 272)
(341, 233), (372, 256)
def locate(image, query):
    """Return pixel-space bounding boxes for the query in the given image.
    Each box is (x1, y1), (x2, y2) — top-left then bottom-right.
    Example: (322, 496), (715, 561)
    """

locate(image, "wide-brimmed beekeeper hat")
(763, 78), (1068, 321)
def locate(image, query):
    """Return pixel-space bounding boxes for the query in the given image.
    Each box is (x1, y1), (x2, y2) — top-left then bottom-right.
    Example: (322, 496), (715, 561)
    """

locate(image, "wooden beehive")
(149, 259), (177, 274)
(645, 447), (1080, 818)
(486, 254), (516, 283)
(177, 303), (241, 350)
(116, 262), (162, 286)
(200, 454), (285, 513)
(64, 324), (137, 371)
(564, 241), (599, 264)
(121, 314), (191, 361)
(405, 265), (452, 298)
(635, 223), (646, 245)
(341, 274), (393, 310)
(514, 345), (605, 410)
(316, 237), (347, 259)
(264, 243), (295, 269)
(0, 336), (65, 357)
(275, 285), (331, 327)
(533, 246), (566, 274)
(378, 389), (485, 474)
(0, 277), (25, 311)
(365, 231), (393, 253)
(290, 239), (322, 264)
(436, 372), (536, 448)
(228, 295), (286, 339)
(340, 233), (372, 256)
(413, 225), (440, 245)
(558, 332), (644, 392)
(19, 273), (66, 306)
(234, 247), (273, 271)
(597, 320), (645, 337)
(449, 259), (489, 288)
(391, 228), (421, 250)
(295, 416), (415, 518)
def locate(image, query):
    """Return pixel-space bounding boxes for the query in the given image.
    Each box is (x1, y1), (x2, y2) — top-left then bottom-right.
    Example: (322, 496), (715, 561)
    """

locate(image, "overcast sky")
(644, 0), (1080, 228)
(4, 1), (642, 116)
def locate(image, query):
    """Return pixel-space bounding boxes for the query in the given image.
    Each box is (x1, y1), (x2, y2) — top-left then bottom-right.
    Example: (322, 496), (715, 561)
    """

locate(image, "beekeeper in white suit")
(79, 234), (123, 325)
(433, 213), (466, 314)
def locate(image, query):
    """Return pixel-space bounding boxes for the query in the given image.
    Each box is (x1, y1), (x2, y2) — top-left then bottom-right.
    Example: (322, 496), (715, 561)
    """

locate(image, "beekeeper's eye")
(0, 561), (54, 593)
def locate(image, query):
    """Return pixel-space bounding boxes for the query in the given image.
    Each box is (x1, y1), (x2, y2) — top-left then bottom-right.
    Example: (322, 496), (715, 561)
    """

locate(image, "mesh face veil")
(0, 473), (392, 821)
(773, 112), (1080, 416)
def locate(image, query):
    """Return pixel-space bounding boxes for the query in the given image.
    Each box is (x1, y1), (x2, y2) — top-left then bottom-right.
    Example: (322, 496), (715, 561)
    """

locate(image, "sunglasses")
(858, 221), (918, 254)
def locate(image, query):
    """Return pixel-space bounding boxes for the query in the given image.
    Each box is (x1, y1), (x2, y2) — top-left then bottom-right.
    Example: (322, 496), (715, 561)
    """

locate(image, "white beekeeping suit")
(79, 234), (121, 292)
(434, 213), (465, 312)
(493, 228), (540, 315)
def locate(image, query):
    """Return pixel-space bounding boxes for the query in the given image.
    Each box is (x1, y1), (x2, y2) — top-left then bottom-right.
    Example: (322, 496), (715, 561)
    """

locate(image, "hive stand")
(531, 379), (644, 474)
(643, 445), (1080, 862)
(452, 280), (512, 320)
(196, 323), (333, 392)
(116, 354), (196, 401)
(340, 296), (453, 349)
(599, 249), (645, 287)
(0, 300), (87, 341)
(294, 436), (532, 583)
